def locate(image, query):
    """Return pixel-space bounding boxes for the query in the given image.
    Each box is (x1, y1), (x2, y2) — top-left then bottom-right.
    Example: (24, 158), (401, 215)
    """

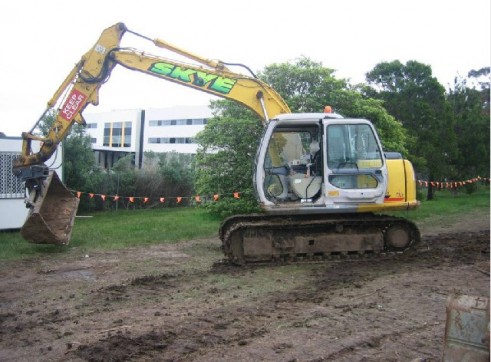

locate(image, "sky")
(0, 0), (489, 136)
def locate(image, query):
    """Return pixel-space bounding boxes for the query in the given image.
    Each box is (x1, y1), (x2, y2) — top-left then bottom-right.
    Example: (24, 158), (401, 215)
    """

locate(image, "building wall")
(84, 109), (143, 168)
(84, 105), (212, 168)
(0, 136), (63, 230)
(143, 105), (212, 154)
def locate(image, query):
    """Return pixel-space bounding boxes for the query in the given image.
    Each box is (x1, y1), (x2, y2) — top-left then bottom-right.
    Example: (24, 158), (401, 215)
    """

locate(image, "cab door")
(322, 119), (388, 205)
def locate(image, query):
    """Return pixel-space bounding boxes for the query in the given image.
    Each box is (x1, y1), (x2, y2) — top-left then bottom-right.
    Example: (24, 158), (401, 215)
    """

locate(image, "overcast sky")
(0, 0), (489, 136)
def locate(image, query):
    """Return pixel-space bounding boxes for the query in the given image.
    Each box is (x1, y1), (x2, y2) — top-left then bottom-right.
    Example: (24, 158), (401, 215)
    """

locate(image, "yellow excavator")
(13, 23), (420, 264)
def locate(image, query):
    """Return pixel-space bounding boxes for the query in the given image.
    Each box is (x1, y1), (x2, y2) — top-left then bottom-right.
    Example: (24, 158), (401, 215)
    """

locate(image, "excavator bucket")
(20, 171), (79, 245)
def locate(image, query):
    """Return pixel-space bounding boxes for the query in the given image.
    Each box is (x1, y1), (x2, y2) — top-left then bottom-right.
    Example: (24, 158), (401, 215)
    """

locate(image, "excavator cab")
(254, 109), (419, 216)
(256, 111), (389, 213)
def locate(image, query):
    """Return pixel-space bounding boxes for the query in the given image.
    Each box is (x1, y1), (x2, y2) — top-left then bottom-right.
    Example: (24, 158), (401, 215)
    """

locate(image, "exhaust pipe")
(20, 171), (79, 245)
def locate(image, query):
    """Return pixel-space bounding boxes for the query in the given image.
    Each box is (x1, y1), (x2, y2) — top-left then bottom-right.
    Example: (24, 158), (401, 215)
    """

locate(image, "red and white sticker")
(60, 89), (87, 121)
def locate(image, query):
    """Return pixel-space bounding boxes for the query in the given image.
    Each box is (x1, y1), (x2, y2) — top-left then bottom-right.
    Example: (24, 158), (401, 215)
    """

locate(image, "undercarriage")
(220, 213), (420, 265)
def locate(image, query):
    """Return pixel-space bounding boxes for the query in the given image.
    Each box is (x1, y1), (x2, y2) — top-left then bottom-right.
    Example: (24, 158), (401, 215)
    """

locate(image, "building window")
(124, 123), (132, 147)
(103, 121), (132, 147)
(86, 123), (98, 129)
(148, 118), (209, 127)
(194, 118), (208, 125)
(148, 137), (195, 144)
(112, 122), (122, 147)
(103, 123), (111, 146)
(0, 152), (24, 198)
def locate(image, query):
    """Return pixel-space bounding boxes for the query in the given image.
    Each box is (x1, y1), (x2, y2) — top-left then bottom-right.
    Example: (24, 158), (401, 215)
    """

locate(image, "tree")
(194, 103), (263, 217)
(261, 57), (408, 154)
(447, 67), (490, 183)
(259, 57), (346, 113)
(158, 151), (195, 204)
(366, 60), (458, 200)
(62, 124), (99, 191)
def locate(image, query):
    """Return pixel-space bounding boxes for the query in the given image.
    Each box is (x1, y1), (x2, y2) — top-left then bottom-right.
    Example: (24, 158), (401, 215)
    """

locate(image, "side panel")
(0, 199), (28, 230)
(385, 158), (407, 203)
(0, 137), (63, 230)
(384, 158), (419, 210)
(403, 159), (418, 204)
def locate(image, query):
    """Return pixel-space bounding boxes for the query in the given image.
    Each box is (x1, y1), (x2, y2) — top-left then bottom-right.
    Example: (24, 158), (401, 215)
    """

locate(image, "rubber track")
(219, 213), (421, 265)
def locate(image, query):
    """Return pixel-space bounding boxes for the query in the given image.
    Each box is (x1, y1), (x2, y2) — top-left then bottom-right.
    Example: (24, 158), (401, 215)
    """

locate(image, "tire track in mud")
(71, 267), (277, 361)
(0, 230), (488, 361)
(69, 230), (489, 361)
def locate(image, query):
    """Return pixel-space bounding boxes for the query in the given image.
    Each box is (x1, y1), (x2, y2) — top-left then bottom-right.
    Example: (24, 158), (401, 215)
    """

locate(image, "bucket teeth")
(20, 171), (79, 245)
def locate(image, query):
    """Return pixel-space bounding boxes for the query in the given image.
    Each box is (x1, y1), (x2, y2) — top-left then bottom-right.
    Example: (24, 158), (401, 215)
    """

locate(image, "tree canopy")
(447, 67), (490, 180)
(365, 60), (459, 199)
(260, 57), (408, 154)
(194, 103), (263, 217)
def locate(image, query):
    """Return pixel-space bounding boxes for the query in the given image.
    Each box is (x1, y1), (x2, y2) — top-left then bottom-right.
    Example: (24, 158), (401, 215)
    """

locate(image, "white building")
(0, 135), (63, 230)
(84, 105), (212, 168)
(0, 105), (210, 229)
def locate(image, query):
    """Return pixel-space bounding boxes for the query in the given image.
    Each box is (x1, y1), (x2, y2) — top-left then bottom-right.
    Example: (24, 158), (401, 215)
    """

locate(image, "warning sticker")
(60, 89), (87, 121)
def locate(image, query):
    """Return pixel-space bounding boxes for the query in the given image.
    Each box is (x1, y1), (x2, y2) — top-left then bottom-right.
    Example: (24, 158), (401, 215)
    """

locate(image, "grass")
(389, 186), (490, 226)
(0, 186), (488, 261)
(72, 207), (221, 248)
(0, 208), (221, 260)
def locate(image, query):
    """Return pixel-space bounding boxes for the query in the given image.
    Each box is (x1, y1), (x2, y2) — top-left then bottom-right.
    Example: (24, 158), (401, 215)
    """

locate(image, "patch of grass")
(388, 186), (489, 228)
(71, 208), (221, 248)
(0, 207), (221, 260)
(0, 230), (68, 260)
(1, 186), (488, 261)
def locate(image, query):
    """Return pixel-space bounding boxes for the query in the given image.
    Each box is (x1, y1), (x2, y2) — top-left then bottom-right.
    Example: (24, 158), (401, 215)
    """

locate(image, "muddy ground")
(0, 212), (489, 362)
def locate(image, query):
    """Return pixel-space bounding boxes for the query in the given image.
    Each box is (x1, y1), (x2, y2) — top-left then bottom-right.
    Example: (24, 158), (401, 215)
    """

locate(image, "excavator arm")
(14, 22), (289, 173)
(13, 22), (290, 244)
(14, 24), (125, 174)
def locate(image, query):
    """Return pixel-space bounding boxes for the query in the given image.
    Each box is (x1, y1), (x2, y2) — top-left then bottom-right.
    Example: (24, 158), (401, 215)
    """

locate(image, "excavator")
(12, 23), (420, 264)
